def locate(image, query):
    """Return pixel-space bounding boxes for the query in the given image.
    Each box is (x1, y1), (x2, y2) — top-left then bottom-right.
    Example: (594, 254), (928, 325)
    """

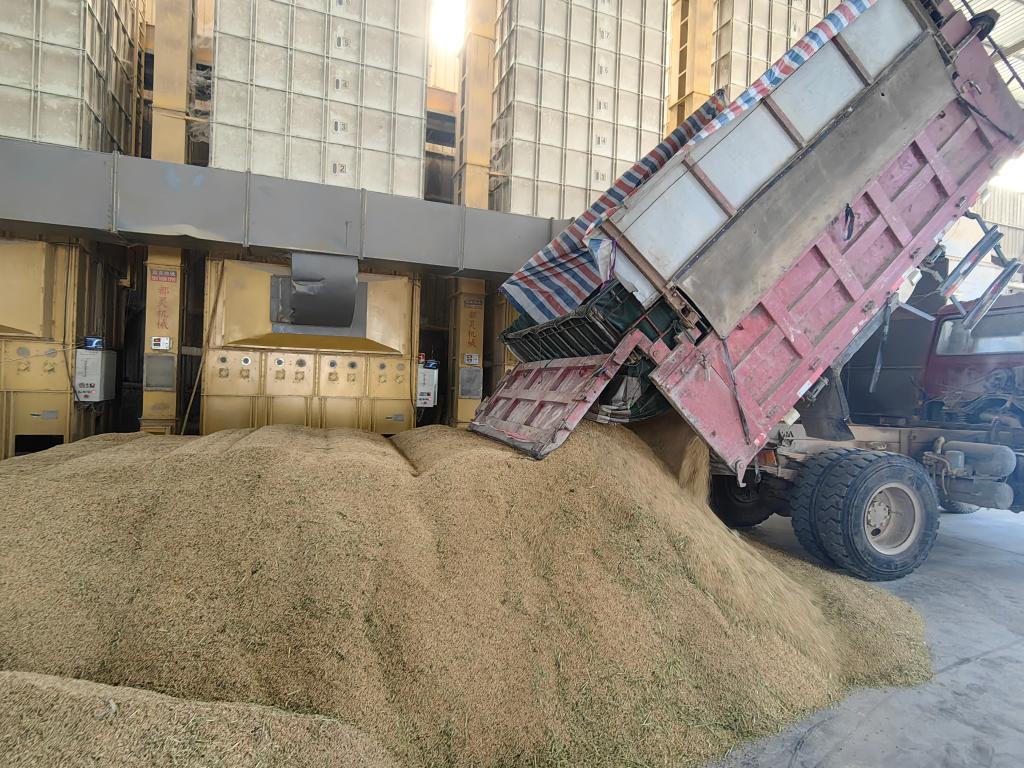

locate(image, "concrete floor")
(711, 509), (1024, 768)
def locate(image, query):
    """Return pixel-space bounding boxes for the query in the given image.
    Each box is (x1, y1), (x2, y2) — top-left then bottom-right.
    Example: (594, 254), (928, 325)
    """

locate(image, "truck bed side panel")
(650, 41), (1024, 472)
(675, 38), (950, 337)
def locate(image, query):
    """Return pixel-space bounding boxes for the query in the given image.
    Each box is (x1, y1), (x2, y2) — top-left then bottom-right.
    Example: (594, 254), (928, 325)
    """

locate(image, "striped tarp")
(501, 0), (879, 324)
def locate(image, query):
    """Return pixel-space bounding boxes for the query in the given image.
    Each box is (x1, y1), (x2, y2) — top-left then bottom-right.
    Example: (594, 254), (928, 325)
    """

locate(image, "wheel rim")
(724, 480), (760, 506)
(862, 481), (922, 556)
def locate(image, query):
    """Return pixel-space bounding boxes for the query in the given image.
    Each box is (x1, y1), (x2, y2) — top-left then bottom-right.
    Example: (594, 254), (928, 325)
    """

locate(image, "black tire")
(789, 448), (856, 566)
(761, 476), (794, 517)
(710, 475), (775, 528)
(942, 499), (979, 514)
(816, 451), (940, 581)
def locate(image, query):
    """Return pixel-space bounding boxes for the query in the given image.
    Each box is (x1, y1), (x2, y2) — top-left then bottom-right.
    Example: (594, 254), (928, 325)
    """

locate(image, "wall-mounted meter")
(75, 349), (116, 402)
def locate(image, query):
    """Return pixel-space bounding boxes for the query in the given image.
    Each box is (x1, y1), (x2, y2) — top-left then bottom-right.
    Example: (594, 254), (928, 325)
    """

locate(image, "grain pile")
(0, 671), (399, 768)
(0, 423), (930, 767)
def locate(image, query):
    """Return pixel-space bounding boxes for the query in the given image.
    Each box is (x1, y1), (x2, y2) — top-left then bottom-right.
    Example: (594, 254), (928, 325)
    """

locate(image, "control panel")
(416, 363), (438, 407)
(74, 349), (116, 402)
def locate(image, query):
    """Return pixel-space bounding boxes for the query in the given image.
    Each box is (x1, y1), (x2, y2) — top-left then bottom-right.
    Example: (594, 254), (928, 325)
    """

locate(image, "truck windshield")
(935, 312), (1024, 355)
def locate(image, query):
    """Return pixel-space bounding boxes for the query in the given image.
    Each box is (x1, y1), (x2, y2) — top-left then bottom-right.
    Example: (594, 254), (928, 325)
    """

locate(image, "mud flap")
(797, 373), (855, 441)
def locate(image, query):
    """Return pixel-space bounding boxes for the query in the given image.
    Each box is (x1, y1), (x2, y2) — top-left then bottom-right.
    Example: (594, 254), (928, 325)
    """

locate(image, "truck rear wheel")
(710, 475), (776, 528)
(816, 451), (940, 581)
(789, 448), (855, 565)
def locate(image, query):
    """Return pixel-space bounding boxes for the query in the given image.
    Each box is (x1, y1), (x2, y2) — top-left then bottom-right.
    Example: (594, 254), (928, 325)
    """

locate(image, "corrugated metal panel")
(954, 0), (1024, 102)
(0, 0), (144, 152)
(970, 0), (1024, 50)
(488, 0), (669, 219)
(976, 186), (1024, 268)
(978, 185), (1024, 228)
(208, 0), (429, 196)
(428, 46), (459, 92)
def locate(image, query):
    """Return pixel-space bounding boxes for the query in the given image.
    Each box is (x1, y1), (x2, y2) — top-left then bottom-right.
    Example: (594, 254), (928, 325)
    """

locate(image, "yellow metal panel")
(321, 398), (361, 429)
(151, 0), (190, 163)
(487, 292), (519, 392)
(204, 349), (262, 396)
(140, 391), (177, 426)
(367, 356), (414, 399)
(365, 276), (415, 356)
(268, 396), (309, 426)
(454, 397), (480, 425)
(0, 391), (7, 460)
(202, 395), (256, 433)
(449, 278), (486, 426)
(264, 352), (316, 397)
(145, 250), (182, 341)
(371, 399), (414, 434)
(213, 261), (415, 355)
(0, 241), (53, 338)
(217, 260), (279, 347)
(428, 48), (459, 93)
(426, 86), (457, 115)
(668, 0), (715, 130)
(140, 423), (176, 436)
(10, 392), (70, 437)
(456, 0), (496, 208)
(142, 249), (182, 429)
(318, 354), (367, 397)
(1, 341), (71, 392)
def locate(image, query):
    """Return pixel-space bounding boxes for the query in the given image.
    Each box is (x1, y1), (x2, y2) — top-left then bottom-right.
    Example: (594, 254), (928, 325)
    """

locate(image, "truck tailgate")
(471, 330), (669, 458)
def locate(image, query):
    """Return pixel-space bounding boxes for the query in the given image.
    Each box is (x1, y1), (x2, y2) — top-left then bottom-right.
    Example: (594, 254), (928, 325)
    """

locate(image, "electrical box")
(74, 350), (116, 402)
(417, 364), (438, 407)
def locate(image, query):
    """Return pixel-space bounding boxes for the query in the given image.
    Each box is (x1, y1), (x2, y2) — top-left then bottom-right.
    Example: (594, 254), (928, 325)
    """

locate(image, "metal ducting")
(0, 138), (570, 278)
(272, 253), (359, 328)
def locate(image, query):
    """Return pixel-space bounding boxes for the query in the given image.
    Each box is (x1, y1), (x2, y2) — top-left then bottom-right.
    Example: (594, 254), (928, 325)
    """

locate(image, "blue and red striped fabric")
(501, 0), (878, 324)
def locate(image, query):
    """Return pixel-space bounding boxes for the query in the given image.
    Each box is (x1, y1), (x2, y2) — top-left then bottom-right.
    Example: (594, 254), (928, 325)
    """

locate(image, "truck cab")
(923, 294), (1024, 429)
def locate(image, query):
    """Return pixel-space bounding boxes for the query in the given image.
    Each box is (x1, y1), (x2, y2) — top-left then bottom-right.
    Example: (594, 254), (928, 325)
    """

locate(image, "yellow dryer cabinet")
(0, 239), (120, 459)
(200, 259), (419, 436)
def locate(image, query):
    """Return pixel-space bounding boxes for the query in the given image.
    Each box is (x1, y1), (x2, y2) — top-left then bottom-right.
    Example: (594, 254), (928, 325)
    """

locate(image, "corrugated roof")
(955, 0), (1024, 101)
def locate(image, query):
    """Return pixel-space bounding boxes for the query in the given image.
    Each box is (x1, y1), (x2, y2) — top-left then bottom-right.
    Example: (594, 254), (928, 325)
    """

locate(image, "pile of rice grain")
(0, 422), (930, 767)
(0, 671), (399, 768)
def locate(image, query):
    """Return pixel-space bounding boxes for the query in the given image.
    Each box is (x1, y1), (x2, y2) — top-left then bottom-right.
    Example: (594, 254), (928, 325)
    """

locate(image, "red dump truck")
(471, 0), (1024, 580)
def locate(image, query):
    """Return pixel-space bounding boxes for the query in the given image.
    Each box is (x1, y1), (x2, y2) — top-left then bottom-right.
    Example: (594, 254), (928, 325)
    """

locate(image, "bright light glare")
(431, 0), (466, 54)
(990, 155), (1024, 192)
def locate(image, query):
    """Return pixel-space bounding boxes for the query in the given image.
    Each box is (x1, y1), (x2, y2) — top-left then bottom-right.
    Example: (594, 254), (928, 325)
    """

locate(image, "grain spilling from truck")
(0, 425), (928, 767)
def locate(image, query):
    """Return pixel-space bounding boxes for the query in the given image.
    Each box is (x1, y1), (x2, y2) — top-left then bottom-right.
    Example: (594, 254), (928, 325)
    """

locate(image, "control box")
(74, 349), (116, 402)
(416, 364), (438, 408)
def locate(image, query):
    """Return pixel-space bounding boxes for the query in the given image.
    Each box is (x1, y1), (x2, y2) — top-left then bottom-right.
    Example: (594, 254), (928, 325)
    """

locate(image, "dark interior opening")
(14, 435), (64, 456)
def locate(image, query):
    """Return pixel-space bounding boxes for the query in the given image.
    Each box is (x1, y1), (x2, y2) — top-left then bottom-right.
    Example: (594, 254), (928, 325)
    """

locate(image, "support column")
(448, 278), (486, 427)
(150, 0), (191, 163)
(140, 248), (183, 433)
(455, 0), (496, 208)
(140, 0), (190, 434)
(667, 0), (715, 130)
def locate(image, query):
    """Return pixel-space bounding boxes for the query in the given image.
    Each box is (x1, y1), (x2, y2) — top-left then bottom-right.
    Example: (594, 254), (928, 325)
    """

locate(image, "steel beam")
(0, 137), (566, 277)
